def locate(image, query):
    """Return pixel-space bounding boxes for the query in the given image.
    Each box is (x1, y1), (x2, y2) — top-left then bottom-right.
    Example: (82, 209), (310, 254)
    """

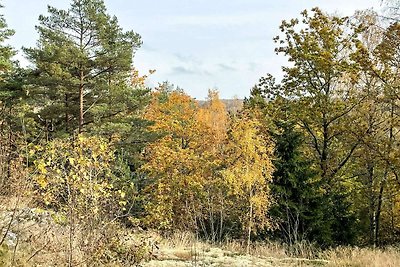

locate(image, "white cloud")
(164, 12), (273, 27)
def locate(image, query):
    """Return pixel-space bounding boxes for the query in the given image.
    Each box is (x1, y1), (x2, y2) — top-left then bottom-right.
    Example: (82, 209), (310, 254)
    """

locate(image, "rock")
(2, 230), (17, 248)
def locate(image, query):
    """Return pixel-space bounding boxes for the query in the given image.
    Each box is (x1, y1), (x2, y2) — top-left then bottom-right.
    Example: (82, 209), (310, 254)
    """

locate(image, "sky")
(3, 0), (382, 100)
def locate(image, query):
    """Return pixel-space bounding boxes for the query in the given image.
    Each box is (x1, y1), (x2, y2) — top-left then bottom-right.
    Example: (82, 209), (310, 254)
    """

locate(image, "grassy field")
(144, 232), (400, 267)
(1, 198), (400, 266)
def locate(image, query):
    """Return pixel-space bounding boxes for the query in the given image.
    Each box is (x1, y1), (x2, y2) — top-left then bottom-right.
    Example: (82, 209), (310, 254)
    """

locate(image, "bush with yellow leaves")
(31, 135), (135, 265)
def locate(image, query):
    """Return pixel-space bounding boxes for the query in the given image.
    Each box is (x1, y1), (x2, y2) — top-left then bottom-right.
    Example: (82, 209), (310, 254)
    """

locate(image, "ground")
(1, 199), (400, 266)
(144, 245), (328, 266)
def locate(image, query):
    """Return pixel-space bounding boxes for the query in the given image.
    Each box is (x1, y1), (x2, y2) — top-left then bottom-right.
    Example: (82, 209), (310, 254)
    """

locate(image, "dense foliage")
(2, 2), (400, 265)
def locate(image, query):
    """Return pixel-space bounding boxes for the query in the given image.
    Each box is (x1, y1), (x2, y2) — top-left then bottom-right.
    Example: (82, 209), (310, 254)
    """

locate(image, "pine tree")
(0, 2), (22, 193)
(0, 4), (13, 75)
(24, 0), (143, 137)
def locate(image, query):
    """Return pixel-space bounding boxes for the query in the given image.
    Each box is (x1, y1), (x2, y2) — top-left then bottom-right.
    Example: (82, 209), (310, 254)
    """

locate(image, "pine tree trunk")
(65, 93), (69, 134)
(79, 72), (84, 134)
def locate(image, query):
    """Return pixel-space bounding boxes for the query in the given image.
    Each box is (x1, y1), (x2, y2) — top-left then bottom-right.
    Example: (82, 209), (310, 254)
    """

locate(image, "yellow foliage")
(32, 135), (131, 219)
(142, 89), (230, 230)
(221, 114), (274, 235)
(196, 89), (229, 152)
(142, 89), (274, 238)
(131, 67), (155, 88)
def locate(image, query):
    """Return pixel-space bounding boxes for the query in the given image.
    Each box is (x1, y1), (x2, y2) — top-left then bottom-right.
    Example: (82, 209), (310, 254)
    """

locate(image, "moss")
(51, 213), (67, 225)
(0, 244), (11, 267)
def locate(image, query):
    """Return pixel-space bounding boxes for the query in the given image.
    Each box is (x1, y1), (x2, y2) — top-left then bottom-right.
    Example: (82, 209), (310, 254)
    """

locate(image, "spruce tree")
(269, 120), (321, 244)
(247, 75), (357, 246)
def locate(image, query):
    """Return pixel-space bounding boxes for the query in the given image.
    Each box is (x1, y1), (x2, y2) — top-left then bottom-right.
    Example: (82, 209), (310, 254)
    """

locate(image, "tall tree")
(0, 3), (14, 74)
(247, 82), (332, 245)
(221, 113), (274, 252)
(361, 20), (400, 245)
(346, 10), (391, 246)
(24, 0), (142, 136)
(256, 8), (366, 245)
(273, 8), (363, 184)
(196, 89), (230, 241)
(141, 88), (203, 231)
(0, 3), (21, 193)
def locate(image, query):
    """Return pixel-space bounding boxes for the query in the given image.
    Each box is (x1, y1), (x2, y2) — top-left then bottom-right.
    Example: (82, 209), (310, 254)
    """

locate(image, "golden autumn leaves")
(30, 86), (275, 242)
(142, 88), (274, 241)
(32, 136), (131, 214)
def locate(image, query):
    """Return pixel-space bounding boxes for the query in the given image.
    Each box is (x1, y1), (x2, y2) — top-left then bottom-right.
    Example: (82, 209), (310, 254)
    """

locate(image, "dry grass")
(144, 231), (400, 267)
(2, 217), (400, 267)
(324, 246), (400, 267)
(2, 197), (400, 267)
(0, 197), (156, 266)
(144, 232), (326, 266)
